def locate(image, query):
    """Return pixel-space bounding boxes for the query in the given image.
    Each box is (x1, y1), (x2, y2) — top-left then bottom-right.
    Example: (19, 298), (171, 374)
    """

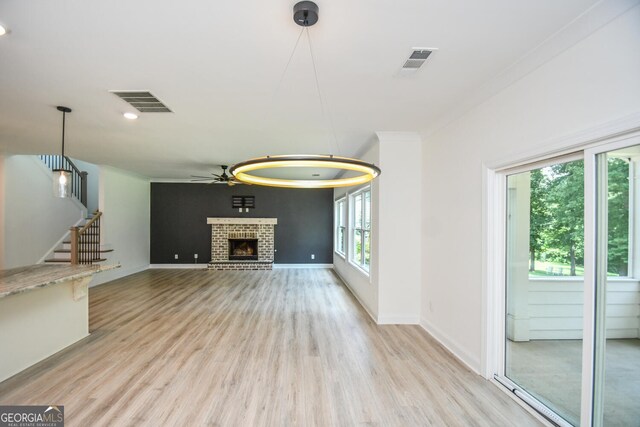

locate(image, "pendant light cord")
(272, 26), (343, 157)
(306, 27), (341, 157)
(61, 110), (66, 158)
(272, 28), (305, 101)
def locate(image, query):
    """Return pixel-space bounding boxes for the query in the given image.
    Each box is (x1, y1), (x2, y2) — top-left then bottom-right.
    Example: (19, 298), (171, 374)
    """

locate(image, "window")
(350, 187), (371, 271)
(335, 198), (346, 255)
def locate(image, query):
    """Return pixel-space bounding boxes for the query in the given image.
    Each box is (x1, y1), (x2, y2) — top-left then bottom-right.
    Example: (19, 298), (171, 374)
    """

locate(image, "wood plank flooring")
(0, 269), (541, 426)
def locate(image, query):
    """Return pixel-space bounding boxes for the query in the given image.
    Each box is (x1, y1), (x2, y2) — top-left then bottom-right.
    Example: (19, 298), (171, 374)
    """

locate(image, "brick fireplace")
(207, 218), (277, 270)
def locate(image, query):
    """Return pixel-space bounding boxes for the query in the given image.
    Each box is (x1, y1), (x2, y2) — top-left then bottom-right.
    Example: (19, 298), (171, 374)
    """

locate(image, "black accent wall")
(150, 183), (334, 264)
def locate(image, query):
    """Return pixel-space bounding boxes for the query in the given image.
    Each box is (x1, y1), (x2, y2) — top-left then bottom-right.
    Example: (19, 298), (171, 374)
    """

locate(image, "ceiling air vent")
(110, 91), (172, 113)
(399, 48), (437, 73)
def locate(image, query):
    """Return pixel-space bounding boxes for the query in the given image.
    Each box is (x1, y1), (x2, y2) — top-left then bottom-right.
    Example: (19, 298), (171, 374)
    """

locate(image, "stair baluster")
(70, 211), (102, 265)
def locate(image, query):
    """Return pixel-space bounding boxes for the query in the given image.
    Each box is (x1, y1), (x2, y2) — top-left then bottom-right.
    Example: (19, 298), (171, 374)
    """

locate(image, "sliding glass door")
(505, 158), (585, 426)
(592, 144), (639, 426)
(497, 132), (640, 426)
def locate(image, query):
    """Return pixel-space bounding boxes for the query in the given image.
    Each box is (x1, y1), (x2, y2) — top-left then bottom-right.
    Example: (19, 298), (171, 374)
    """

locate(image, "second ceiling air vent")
(400, 48), (437, 72)
(110, 91), (172, 113)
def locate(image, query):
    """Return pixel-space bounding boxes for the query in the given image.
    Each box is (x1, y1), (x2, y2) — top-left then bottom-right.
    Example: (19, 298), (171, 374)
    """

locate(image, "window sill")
(349, 260), (370, 278)
(334, 251), (346, 260)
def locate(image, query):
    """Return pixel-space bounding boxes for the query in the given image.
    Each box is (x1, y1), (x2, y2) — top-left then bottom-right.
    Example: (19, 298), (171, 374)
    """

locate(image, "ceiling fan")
(190, 165), (244, 186)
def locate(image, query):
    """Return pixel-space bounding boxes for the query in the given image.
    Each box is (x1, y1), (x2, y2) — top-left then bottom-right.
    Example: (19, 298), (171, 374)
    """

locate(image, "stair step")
(44, 258), (107, 263)
(60, 243), (112, 251)
(54, 248), (113, 253)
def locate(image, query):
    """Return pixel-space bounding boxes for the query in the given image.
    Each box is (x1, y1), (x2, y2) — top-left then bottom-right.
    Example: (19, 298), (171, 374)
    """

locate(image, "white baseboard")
(273, 263), (333, 269)
(149, 264), (208, 269)
(377, 315), (420, 325)
(332, 268), (378, 322)
(420, 316), (481, 375)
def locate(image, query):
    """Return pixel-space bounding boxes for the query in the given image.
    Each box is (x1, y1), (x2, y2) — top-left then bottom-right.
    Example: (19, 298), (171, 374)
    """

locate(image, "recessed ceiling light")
(0, 25), (7, 36)
(123, 112), (138, 120)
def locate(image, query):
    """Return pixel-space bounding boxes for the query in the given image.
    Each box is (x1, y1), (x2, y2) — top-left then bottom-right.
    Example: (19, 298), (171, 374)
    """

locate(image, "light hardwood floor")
(0, 269), (541, 426)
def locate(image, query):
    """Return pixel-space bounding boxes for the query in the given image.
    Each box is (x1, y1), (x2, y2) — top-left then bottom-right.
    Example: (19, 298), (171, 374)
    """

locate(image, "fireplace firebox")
(228, 239), (258, 260)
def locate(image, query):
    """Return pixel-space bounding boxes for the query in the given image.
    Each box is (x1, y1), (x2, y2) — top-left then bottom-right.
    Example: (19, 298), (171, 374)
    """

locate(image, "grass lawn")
(529, 260), (620, 277)
(529, 260), (584, 277)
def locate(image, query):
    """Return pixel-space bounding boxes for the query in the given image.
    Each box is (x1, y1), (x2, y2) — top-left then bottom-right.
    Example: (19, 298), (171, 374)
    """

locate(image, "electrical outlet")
(174, 254), (179, 260)
(194, 254), (198, 259)
(311, 254), (315, 260)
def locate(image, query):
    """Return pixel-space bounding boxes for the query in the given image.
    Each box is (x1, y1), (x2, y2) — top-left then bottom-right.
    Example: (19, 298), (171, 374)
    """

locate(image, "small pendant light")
(52, 106), (72, 198)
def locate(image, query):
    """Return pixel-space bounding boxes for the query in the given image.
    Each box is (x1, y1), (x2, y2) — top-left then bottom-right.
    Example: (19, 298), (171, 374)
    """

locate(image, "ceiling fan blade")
(191, 175), (213, 179)
(191, 178), (214, 182)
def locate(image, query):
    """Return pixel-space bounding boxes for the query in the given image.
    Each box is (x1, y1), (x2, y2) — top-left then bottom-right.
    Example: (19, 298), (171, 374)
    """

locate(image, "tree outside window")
(528, 159), (629, 277)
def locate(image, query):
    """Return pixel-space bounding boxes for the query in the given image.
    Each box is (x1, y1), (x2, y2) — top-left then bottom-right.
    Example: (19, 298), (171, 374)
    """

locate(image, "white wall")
(376, 132), (422, 324)
(334, 132), (422, 324)
(421, 4), (640, 372)
(90, 165), (150, 286)
(1, 155), (85, 269)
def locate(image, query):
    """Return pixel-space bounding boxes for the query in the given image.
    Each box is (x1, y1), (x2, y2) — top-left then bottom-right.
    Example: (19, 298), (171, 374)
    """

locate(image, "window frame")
(349, 186), (371, 273)
(334, 197), (346, 257)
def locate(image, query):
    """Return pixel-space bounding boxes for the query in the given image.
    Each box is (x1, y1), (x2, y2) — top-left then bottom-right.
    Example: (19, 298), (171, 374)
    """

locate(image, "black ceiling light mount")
(293, 1), (319, 27)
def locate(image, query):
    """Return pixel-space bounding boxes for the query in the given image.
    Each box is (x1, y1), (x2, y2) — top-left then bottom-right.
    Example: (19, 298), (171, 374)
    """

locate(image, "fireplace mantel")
(206, 217), (278, 225)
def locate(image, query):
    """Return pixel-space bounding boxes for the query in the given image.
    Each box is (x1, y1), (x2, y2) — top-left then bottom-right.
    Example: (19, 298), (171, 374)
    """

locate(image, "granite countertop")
(0, 264), (119, 299)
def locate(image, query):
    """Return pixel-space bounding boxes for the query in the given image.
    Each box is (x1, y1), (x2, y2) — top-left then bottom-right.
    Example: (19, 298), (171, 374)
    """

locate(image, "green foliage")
(529, 169), (550, 271)
(607, 158), (630, 275)
(528, 157), (629, 277)
(544, 160), (585, 275)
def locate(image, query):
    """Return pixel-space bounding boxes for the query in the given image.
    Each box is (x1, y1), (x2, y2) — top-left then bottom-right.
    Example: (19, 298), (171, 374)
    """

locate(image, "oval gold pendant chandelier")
(230, 1), (381, 189)
(230, 154), (381, 189)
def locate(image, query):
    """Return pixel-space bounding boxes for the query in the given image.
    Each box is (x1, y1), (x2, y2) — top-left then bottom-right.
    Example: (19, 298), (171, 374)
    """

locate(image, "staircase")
(37, 155), (114, 265)
(44, 211), (113, 264)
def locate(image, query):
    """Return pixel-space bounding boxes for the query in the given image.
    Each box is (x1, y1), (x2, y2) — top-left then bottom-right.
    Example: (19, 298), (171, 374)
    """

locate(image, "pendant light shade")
(53, 106), (72, 198)
(52, 169), (72, 198)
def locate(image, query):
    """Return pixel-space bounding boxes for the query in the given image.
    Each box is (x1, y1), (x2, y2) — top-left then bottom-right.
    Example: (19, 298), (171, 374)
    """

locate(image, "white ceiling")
(0, 0), (599, 178)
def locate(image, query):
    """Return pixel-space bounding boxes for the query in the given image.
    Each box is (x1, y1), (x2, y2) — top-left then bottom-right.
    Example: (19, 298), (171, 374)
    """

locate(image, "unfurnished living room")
(0, 1), (639, 426)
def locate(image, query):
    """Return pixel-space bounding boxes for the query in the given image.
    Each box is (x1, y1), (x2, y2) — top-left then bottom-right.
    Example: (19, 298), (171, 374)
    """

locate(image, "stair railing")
(70, 211), (102, 265)
(39, 155), (88, 208)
